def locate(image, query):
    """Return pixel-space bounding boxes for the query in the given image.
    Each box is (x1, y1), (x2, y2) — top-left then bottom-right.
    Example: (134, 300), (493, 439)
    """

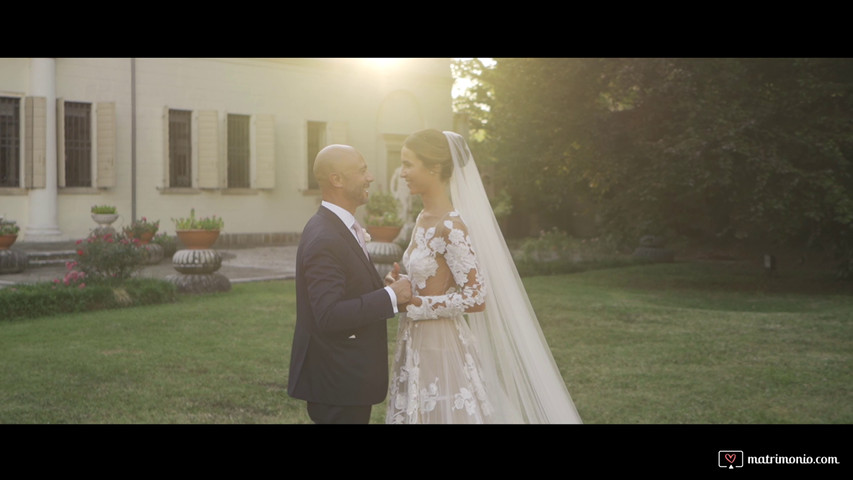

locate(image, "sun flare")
(362, 58), (404, 70)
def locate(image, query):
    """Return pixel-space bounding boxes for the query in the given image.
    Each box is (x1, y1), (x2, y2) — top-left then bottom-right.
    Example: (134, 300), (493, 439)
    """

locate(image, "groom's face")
(340, 153), (373, 208)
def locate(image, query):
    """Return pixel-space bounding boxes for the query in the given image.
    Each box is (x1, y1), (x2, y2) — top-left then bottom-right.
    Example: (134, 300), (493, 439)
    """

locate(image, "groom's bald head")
(313, 144), (359, 190)
(313, 144), (373, 213)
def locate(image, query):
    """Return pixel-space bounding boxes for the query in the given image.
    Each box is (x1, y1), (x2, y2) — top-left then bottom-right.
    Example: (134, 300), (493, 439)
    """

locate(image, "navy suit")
(288, 206), (395, 419)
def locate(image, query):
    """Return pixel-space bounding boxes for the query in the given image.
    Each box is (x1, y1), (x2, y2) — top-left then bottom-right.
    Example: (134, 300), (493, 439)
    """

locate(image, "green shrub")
(513, 228), (644, 276)
(0, 278), (177, 322)
(837, 258), (853, 281)
(517, 229), (621, 262)
(514, 255), (652, 277)
(833, 227), (853, 281)
(151, 232), (178, 257)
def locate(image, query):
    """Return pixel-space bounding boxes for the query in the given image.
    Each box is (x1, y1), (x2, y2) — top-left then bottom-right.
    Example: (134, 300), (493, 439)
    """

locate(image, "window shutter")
(24, 96), (46, 189)
(55, 98), (67, 187)
(252, 113), (275, 189)
(162, 106), (170, 187)
(197, 110), (219, 189)
(96, 102), (116, 188)
(328, 121), (347, 144)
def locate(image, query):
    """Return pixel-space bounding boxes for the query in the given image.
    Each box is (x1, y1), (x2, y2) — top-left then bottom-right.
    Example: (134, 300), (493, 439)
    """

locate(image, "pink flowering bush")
(53, 261), (87, 289)
(75, 232), (146, 283)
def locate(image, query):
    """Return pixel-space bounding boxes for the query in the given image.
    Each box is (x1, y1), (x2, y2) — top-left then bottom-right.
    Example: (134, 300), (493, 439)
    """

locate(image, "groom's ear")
(329, 172), (344, 188)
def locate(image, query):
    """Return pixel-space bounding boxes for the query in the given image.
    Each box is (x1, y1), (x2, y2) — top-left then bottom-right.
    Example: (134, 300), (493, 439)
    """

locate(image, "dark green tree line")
(454, 58), (853, 277)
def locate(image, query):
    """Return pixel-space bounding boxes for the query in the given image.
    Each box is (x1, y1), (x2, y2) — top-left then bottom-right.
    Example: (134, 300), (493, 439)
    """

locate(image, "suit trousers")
(307, 402), (372, 424)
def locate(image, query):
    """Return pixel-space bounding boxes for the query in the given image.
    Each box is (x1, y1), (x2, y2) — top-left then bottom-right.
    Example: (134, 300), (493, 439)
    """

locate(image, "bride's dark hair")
(403, 129), (453, 181)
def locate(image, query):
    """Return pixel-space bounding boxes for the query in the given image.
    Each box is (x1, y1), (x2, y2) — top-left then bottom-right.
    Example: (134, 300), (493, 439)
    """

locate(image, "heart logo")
(725, 453), (736, 464)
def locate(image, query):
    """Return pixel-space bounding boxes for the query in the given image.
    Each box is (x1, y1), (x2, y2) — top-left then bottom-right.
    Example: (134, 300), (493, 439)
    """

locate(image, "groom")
(288, 144), (412, 424)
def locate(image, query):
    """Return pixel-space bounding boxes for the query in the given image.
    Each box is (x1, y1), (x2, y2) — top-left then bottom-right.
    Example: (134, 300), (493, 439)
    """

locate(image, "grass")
(530, 261), (852, 424)
(0, 259), (850, 424)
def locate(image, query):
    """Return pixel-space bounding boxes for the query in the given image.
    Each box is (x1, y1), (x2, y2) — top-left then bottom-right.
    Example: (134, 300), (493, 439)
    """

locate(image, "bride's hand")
(385, 262), (402, 286)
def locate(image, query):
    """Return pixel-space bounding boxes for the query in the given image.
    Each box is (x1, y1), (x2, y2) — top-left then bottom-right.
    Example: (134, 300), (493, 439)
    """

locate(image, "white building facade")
(0, 58), (454, 245)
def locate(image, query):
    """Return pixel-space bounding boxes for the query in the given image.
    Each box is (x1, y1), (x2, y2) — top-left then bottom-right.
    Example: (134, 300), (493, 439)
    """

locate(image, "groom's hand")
(390, 278), (412, 306)
(385, 262), (411, 306)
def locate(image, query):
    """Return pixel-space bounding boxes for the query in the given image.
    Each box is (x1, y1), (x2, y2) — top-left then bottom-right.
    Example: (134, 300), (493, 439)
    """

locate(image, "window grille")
(227, 114), (250, 188)
(64, 101), (92, 187)
(169, 109), (192, 188)
(0, 97), (20, 187)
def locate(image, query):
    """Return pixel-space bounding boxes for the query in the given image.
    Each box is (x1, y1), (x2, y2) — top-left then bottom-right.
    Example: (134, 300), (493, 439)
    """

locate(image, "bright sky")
(361, 58), (494, 98)
(453, 58), (495, 98)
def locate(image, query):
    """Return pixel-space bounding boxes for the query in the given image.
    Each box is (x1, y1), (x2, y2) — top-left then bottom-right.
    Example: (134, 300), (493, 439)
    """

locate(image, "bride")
(384, 129), (583, 424)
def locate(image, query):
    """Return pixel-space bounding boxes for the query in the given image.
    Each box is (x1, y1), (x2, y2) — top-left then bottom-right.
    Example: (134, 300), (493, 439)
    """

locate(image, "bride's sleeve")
(405, 216), (486, 321)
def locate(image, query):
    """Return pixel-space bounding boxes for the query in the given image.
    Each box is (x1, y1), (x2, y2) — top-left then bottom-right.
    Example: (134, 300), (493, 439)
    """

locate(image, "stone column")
(25, 58), (64, 242)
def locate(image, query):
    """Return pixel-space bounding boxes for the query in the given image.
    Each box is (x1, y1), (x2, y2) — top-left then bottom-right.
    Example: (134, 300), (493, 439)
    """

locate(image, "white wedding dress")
(386, 210), (499, 424)
(386, 131), (582, 424)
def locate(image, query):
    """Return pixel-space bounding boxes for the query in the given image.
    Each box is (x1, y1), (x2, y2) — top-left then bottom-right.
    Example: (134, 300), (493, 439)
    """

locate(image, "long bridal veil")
(444, 131), (583, 424)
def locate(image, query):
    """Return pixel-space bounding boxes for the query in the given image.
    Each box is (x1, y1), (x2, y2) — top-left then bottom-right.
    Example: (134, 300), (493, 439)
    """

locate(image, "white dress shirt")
(322, 201), (398, 313)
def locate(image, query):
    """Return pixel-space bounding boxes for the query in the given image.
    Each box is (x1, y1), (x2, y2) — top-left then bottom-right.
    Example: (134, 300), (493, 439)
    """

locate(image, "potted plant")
(0, 219), (20, 250)
(172, 208), (224, 250)
(122, 217), (160, 244)
(91, 204), (119, 229)
(91, 205), (117, 214)
(364, 190), (404, 243)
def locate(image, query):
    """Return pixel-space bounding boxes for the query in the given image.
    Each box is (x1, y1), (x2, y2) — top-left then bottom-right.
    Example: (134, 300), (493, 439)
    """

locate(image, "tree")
(456, 58), (853, 276)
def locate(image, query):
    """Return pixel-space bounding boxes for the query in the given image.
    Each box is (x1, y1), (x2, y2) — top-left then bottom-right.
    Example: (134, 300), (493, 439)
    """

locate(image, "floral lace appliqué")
(386, 211), (494, 424)
(403, 212), (486, 321)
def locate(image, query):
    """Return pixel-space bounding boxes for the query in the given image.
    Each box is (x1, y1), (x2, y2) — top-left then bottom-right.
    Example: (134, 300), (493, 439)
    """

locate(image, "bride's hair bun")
(403, 129), (453, 181)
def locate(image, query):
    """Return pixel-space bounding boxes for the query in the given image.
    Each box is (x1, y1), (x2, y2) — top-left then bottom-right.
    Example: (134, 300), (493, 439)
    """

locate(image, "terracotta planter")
(176, 229), (220, 250)
(0, 234), (17, 250)
(366, 225), (402, 243)
(130, 231), (156, 244)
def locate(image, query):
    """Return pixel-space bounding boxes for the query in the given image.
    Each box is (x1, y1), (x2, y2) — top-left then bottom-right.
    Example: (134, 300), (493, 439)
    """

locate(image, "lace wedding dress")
(386, 131), (582, 424)
(386, 210), (500, 424)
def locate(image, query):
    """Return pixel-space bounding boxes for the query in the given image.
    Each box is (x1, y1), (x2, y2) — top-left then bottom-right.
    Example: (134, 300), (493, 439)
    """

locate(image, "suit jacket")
(288, 205), (395, 406)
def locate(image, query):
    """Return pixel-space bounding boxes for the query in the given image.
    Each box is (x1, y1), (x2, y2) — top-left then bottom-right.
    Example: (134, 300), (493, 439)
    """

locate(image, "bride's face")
(400, 146), (438, 195)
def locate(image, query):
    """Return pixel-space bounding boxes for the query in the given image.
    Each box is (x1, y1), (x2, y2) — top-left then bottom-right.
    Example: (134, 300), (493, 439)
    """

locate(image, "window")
(0, 97), (20, 187)
(163, 109), (274, 192)
(58, 100), (115, 189)
(383, 133), (407, 197)
(227, 114), (250, 188)
(2, 97), (113, 191)
(64, 101), (92, 187)
(169, 109), (192, 188)
(307, 121), (326, 191)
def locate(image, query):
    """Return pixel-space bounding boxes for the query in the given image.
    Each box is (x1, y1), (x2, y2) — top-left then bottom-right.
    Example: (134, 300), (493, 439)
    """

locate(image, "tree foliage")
(456, 58), (853, 276)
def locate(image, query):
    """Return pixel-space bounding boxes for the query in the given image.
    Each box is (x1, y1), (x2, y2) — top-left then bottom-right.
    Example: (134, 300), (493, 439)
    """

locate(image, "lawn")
(0, 259), (850, 424)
